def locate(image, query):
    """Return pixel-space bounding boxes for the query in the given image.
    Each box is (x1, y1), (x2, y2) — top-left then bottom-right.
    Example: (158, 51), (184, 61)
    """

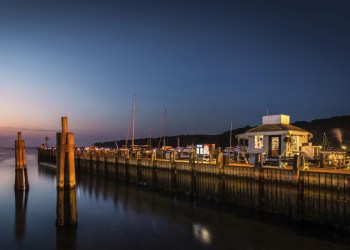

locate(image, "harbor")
(38, 143), (350, 232)
(2, 1), (350, 249)
(2, 148), (350, 249)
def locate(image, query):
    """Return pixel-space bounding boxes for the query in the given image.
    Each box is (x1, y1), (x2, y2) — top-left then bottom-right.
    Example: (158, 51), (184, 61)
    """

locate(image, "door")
(269, 136), (281, 158)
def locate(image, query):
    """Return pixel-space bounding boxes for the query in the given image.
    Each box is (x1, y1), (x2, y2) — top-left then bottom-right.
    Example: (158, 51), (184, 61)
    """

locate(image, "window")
(291, 136), (299, 151)
(254, 135), (263, 148)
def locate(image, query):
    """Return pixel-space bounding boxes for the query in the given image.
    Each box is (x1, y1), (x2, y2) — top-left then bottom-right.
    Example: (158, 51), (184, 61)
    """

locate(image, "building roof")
(245, 123), (308, 133)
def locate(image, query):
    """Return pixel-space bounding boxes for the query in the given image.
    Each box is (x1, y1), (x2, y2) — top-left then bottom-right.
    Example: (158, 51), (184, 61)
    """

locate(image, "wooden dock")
(38, 148), (350, 231)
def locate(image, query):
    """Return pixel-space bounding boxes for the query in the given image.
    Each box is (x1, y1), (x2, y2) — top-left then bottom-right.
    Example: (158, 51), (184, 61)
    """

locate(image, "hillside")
(94, 115), (350, 150)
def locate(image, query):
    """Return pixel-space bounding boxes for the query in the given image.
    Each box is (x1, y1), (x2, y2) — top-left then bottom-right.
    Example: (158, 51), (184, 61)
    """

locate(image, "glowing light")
(193, 223), (211, 245)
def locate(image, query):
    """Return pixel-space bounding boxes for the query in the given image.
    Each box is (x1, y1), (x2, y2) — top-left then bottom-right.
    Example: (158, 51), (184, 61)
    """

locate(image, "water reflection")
(56, 185), (78, 249)
(193, 223), (211, 245)
(34, 161), (350, 250)
(56, 188), (78, 227)
(14, 190), (29, 241)
(56, 225), (77, 250)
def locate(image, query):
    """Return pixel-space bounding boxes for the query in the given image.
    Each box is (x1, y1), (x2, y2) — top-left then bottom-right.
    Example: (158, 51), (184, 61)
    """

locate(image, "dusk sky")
(0, 0), (349, 147)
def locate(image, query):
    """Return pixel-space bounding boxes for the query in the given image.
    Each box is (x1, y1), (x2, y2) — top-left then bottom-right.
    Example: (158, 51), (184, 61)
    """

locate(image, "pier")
(38, 147), (350, 231)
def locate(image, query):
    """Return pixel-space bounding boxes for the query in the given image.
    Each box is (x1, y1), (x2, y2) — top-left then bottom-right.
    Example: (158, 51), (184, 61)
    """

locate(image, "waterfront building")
(236, 114), (314, 164)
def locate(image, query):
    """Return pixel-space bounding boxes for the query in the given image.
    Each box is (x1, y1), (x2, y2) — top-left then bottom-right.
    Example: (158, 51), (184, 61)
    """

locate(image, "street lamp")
(45, 137), (49, 148)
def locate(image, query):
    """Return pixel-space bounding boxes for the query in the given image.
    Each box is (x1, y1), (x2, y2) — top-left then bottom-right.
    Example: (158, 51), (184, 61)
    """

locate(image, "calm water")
(1, 149), (350, 250)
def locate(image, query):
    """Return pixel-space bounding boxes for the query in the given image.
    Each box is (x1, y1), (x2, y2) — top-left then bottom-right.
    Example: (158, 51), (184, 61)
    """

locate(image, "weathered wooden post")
(56, 117), (76, 189)
(190, 150), (196, 196)
(151, 150), (157, 189)
(124, 149), (130, 183)
(170, 151), (177, 193)
(136, 151), (142, 185)
(292, 154), (300, 182)
(114, 152), (119, 180)
(215, 150), (226, 203)
(255, 154), (264, 211)
(292, 153), (303, 220)
(15, 132), (29, 190)
(254, 154), (262, 179)
(55, 117), (78, 227)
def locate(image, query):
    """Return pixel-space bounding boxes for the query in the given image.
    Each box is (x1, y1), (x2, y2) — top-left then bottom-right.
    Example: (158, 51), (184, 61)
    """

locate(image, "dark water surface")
(1, 149), (350, 250)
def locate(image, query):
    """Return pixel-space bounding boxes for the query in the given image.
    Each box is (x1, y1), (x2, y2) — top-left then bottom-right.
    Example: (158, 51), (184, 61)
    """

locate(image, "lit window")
(254, 135), (263, 148)
(291, 136), (299, 150)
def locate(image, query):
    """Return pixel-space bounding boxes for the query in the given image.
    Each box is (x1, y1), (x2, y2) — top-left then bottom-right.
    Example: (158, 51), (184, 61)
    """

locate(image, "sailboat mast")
(132, 95), (136, 149)
(163, 108), (166, 148)
(229, 122), (232, 151)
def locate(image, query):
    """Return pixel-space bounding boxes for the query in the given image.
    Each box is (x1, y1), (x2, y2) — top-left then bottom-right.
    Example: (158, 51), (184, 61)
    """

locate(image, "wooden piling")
(56, 117), (76, 189)
(55, 117), (78, 227)
(293, 154), (300, 182)
(67, 133), (76, 188)
(57, 132), (65, 189)
(23, 141), (29, 189)
(14, 132), (29, 190)
(254, 154), (262, 180)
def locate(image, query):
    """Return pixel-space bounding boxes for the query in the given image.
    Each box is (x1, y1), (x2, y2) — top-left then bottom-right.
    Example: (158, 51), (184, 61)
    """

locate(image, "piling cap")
(61, 117), (68, 133)
(18, 132), (22, 141)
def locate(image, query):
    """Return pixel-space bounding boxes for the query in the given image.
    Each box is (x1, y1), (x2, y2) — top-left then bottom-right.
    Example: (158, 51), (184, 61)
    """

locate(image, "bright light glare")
(193, 223), (211, 245)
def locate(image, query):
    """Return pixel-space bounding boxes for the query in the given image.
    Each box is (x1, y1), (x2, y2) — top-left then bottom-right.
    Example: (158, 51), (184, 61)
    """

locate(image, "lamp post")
(45, 137), (49, 148)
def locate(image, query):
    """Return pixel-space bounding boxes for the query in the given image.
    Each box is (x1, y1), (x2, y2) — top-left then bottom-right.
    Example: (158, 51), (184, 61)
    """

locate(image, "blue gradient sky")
(0, 0), (349, 147)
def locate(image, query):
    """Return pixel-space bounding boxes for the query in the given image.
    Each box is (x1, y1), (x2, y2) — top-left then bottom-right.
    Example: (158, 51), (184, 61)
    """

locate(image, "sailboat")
(124, 96), (153, 157)
(124, 95), (138, 151)
(158, 108), (172, 151)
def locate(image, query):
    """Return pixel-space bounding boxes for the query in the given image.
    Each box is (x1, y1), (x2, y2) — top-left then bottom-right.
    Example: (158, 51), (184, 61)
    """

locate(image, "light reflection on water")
(1, 149), (350, 250)
(193, 223), (211, 245)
